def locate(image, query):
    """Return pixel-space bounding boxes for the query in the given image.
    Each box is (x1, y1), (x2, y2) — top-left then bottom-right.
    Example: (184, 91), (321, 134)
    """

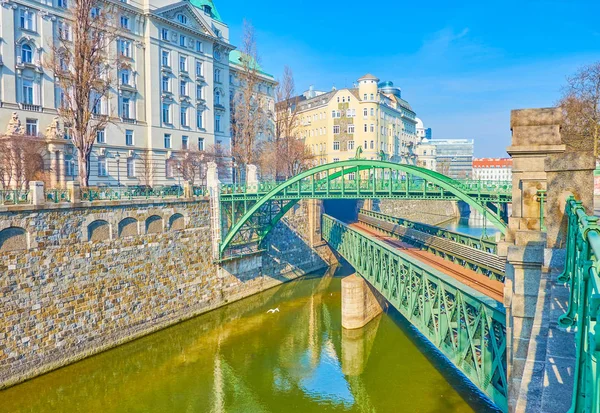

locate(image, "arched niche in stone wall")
(88, 220), (110, 242)
(0, 227), (27, 252)
(146, 215), (163, 234)
(169, 213), (185, 231)
(118, 217), (138, 238)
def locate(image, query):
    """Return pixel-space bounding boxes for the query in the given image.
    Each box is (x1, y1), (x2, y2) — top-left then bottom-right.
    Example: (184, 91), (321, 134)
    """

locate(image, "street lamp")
(115, 152), (121, 187)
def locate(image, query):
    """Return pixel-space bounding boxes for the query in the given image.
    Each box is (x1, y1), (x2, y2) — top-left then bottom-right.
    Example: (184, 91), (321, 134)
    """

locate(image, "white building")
(0, 0), (268, 188)
(415, 138), (436, 171)
(472, 158), (512, 181)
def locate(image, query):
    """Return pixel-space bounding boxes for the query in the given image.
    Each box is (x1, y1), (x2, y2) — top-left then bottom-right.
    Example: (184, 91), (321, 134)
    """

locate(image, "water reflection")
(0, 266), (492, 413)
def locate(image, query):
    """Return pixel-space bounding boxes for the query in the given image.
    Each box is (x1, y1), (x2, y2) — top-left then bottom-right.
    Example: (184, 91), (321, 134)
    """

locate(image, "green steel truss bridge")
(218, 159), (512, 257)
(322, 214), (508, 411)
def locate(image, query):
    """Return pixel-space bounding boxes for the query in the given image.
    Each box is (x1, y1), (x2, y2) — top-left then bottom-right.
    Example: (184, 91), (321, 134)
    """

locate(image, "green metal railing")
(81, 186), (185, 201)
(0, 189), (30, 205)
(322, 214), (508, 411)
(359, 209), (498, 253)
(45, 189), (71, 203)
(559, 197), (600, 413)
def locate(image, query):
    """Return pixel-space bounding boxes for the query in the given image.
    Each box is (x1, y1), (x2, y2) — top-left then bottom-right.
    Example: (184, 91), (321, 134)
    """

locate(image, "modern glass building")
(428, 139), (474, 179)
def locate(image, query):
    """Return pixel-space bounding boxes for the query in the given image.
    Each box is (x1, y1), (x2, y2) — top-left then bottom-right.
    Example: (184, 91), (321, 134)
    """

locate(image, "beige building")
(415, 138), (437, 171)
(296, 74), (419, 165)
(0, 0), (264, 187)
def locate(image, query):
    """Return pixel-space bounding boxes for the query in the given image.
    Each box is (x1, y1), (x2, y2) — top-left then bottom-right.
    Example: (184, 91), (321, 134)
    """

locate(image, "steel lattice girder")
(219, 160), (510, 256)
(322, 214), (508, 412)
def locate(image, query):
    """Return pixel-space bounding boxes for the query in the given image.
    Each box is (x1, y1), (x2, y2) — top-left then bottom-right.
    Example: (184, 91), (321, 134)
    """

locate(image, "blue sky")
(217, 0), (600, 157)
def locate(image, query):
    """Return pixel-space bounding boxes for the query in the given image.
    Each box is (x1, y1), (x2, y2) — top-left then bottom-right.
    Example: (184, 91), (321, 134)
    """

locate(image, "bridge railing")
(0, 189), (30, 205)
(358, 209), (498, 254)
(322, 214), (508, 411)
(559, 197), (600, 413)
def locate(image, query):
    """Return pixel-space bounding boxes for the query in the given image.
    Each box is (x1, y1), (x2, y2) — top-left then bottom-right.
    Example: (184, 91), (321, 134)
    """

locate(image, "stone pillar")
(246, 164), (258, 193)
(48, 147), (58, 188)
(341, 273), (383, 330)
(58, 149), (65, 187)
(207, 162), (222, 259)
(67, 181), (80, 203)
(362, 199), (373, 211)
(341, 313), (382, 376)
(29, 181), (45, 205)
(307, 199), (323, 248)
(184, 181), (192, 198)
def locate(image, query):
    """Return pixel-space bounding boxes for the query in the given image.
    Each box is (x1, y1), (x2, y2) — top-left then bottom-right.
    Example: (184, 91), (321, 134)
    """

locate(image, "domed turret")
(358, 74), (379, 101)
(378, 80), (401, 98)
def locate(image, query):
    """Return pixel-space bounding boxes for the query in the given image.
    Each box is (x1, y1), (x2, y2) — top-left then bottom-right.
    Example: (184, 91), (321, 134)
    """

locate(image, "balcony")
(19, 103), (42, 112)
(121, 117), (137, 124)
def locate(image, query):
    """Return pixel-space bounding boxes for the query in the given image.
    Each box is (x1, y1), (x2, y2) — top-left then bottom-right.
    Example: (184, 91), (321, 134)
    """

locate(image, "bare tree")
(139, 150), (155, 187)
(0, 139), (15, 188)
(231, 20), (268, 181)
(175, 144), (204, 185)
(0, 136), (46, 188)
(437, 159), (451, 176)
(45, 0), (118, 187)
(558, 62), (600, 155)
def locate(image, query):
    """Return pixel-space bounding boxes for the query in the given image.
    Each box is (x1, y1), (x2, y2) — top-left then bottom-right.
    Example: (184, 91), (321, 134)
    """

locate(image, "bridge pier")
(341, 273), (384, 330)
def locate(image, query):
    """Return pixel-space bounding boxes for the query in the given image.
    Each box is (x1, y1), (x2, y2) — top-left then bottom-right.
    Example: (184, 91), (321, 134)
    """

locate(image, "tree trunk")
(77, 150), (90, 187)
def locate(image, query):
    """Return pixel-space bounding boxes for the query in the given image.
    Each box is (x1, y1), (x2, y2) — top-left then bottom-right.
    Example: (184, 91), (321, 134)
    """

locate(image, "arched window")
(177, 14), (187, 24)
(215, 89), (221, 105)
(21, 44), (32, 63)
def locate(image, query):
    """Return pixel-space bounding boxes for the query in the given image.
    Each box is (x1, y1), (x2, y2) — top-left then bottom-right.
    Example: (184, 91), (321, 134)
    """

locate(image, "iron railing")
(0, 189), (30, 205)
(559, 197), (600, 413)
(81, 186), (185, 201)
(45, 189), (70, 203)
(359, 209), (498, 253)
(322, 214), (508, 411)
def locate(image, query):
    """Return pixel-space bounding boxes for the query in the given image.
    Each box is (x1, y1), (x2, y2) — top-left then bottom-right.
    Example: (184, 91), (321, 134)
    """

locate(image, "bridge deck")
(348, 222), (504, 302)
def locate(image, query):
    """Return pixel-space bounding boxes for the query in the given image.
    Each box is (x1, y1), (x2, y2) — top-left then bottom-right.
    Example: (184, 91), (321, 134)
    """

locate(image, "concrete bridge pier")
(341, 273), (385, 330)
(341, 313), (382, 376)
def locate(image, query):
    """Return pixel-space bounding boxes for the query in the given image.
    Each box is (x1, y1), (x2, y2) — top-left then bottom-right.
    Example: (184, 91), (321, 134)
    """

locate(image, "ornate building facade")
(0, 0), (255, 187)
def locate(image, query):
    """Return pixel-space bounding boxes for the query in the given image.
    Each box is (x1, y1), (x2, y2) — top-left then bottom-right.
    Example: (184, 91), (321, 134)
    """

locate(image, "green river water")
(0, 265), (499, 413)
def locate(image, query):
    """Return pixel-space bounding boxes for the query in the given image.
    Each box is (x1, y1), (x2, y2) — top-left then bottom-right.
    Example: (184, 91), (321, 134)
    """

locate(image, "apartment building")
(295, 74), (419, 165)
(472, 158), (512, 181)
(0, 0), (257, 187)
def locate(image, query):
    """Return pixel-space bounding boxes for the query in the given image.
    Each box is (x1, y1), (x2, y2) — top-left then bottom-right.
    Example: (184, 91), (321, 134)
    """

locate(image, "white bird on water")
(267, 308), (280, 314)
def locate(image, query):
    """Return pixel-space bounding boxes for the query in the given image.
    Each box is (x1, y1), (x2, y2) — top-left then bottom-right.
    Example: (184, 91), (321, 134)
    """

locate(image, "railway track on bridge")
(348, 222), (504, 302)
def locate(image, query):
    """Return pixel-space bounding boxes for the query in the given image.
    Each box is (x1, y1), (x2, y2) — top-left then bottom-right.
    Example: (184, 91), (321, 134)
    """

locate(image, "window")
(215, 114), (221, 132)
(120, 16), (129, 29)
(196, 108), (203, 128)
(65, 156), (74, 176)
(370, 108), (374, 116)
(96, 129), (105, 143)
(22, 79), (34, 104)
(162, 102), (170, 123)
(59, 0), (68, 7)
(215, 90), (221, 105)
(180, 107), (188, 126)
(348, 140), (355, 150)
(214, 69), (221, 83)
(25, 118), (37, 136)
(363, 94), (367, 100)
(179, 34), (186, 47)
(118, 39), (131, 58)
(97, 156), (107, 176)
(180, 80), (187, 96)
(196, 84), (203, 100)
(161, 50), (170, 67)
(58, 21), (71, 40)
(127, 158), (135, 177)
(370, 93), (374, 100)
(195, 40), (203, 53)
(198, 137), (204, 151)
(333, 158), (340, 162)
(179, 55), (187, 72)
(121, 97), (131, 119)
(348, 125), (355, 134)
(21, 44), (33, 64)
(363, 124), (367, 133)
(363, 108), (368, 118)
(20, 9), (35, 31)
(196, 61), (203, 77)
(120, 69), (130, 86)
(182, 135), (188, 149)
(125, 130), (133, 146)
(162, 76), (170, 92)
(370, 140), (374, 149)
(333, 141), (340, 151)
(333, 125), (340, 134)
(164, 133), (171, 148)
(346, 109), (352, 117)
(161, 28), (169, 41)
(370, 124), (374, 132)
(177, 14), (187, 24)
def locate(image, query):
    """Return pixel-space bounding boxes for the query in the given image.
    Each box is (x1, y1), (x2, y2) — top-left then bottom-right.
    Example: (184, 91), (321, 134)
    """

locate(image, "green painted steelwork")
(359, 209), (498, 253)
(558, 197), (600, 413)
(322, 214), (508, 411)
(358, 210), (505, 282)
(45, 189), (70, 203)
(219, 160), (510, 256)
(0, 189), (30, 205)
(81, 186), (187, 201)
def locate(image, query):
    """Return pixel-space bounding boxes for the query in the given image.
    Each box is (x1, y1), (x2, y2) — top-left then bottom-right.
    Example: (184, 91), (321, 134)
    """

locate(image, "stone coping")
(0, 197), (209, 213)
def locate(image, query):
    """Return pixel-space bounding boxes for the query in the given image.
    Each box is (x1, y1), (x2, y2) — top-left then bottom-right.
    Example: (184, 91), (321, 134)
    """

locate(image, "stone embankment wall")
(0, 198), (330, 389)
(370, 199), (460, 226)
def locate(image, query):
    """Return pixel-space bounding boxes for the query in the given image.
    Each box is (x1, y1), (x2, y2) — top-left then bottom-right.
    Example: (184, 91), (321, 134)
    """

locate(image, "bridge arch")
(220, 160), (508, 256)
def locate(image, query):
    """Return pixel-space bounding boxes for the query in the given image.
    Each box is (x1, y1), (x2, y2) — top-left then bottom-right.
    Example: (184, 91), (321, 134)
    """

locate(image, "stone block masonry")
(0, 198), (330, 389)
(370, 199), (460, 226)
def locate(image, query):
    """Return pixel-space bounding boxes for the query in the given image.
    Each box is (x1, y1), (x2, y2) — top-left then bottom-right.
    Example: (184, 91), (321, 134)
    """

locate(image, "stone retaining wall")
(370, 199), (460, 226)
(0, 199), (329, 389)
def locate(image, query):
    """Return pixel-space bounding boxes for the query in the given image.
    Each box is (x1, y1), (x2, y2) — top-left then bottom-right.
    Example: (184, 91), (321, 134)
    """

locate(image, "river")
(0, 264), (500, 413)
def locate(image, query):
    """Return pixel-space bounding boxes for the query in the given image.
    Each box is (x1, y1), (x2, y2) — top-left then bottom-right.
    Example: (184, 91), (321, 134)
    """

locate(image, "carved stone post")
(246, 164), (258, 193)
(29, 181), (45, 205)
(207, 162), (222, 260)
(67, 181), (80, 203)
